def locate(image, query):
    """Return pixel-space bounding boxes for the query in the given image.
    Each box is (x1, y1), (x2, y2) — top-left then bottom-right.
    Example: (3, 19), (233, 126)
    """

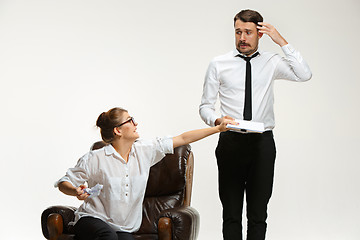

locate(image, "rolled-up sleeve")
(54, 152), (91, 188)
(151, 136), (173, 166)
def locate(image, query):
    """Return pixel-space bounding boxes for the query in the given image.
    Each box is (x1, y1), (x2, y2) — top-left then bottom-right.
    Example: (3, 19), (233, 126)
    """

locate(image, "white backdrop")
(1, 0), (359, 239)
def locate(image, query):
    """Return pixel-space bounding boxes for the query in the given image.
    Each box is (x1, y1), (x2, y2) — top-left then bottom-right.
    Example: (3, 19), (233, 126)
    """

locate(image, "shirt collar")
(104, 144), (122, 159)
(233, 49), (262, 58)
(104, 143), (135, 162)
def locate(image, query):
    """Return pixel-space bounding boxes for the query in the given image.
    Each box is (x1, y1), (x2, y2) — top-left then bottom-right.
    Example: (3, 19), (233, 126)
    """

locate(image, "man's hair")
(234, 9), (263, 26)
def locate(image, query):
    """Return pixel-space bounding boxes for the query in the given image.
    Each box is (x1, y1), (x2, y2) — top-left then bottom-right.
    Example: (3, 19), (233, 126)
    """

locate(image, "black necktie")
(237, 52), (259, 121)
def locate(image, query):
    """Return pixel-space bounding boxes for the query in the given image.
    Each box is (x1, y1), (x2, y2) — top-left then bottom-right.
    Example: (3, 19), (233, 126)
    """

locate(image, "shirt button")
(125, 193), (128, 196)
(126, 184), (128, 187)
(126, 175), (128, 177)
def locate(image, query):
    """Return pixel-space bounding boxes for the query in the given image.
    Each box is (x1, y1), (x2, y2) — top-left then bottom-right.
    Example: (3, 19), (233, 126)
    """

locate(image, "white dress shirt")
(199, 44), (312, 130)
(55, 137), (173, 232)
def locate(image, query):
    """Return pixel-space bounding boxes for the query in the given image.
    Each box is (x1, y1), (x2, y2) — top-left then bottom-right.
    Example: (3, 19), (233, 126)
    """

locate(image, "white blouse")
(55, 137), (173, 232)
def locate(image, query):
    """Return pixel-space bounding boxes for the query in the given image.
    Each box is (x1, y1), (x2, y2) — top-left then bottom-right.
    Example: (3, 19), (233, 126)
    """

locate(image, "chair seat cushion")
(136, 192), (183, 234)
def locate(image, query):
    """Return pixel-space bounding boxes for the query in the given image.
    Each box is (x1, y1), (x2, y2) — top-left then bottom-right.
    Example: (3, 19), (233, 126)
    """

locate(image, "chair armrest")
(41, 206), (77, 239)
(158, 206), (200, 240)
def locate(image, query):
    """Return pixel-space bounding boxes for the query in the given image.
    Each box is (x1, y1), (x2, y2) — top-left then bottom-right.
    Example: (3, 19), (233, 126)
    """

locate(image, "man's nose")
(239, 33), (246, 41)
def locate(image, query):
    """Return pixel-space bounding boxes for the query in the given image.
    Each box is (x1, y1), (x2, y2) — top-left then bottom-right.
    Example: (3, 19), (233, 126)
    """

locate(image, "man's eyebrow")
(235, 28), (253, 31)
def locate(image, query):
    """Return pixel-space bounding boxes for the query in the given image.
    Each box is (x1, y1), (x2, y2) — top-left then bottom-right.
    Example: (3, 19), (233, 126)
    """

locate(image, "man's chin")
(237, 47), (256, 56)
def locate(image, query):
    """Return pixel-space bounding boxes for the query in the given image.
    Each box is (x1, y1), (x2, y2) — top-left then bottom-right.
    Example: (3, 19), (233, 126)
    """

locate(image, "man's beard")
(237, 42), (258, 56)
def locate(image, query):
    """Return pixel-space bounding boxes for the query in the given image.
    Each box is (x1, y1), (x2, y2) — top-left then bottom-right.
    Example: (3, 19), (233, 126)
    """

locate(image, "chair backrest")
(138, 144), (193, 234)
(91, 142), (194, 234)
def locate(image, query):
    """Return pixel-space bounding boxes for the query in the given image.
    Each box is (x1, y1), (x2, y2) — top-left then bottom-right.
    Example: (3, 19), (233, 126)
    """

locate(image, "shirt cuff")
(281, 43), (295, 55)
(54, 176), (73, 188)
(209, 115), (218, 127)
(159, 136), (174, 154)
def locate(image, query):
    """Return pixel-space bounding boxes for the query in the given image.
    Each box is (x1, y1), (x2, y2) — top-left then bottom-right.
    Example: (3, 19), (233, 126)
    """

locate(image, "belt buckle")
(239, 129), (248, 134)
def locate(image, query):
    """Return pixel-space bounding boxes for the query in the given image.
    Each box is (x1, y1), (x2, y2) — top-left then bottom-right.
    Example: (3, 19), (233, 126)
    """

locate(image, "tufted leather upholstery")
(41, 143), (199, 240)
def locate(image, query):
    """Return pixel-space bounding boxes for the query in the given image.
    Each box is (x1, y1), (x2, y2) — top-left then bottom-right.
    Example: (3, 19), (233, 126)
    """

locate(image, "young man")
(199, 9), (312, 240)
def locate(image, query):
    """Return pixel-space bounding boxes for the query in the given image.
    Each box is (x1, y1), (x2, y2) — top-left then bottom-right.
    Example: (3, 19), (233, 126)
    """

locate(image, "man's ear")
(258, 32), (263, 38)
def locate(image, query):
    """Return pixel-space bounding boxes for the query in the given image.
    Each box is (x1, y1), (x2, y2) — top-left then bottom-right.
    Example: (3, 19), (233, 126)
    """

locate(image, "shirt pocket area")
(106, 176), (124, 201)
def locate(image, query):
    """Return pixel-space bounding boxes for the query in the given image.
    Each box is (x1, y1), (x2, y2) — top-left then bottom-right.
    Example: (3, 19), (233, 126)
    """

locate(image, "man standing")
(199, 9), (312, 240)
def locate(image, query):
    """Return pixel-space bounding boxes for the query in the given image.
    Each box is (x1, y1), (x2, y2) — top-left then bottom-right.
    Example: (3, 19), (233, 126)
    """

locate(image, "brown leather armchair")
(41, 143), (199, 240)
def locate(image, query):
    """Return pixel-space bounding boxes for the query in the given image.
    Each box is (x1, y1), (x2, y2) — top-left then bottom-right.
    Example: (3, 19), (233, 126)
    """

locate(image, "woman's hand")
(217, 118), (238, 132)
(215, 115), (234, 126)
(58, 181), (89, 200)
(173, 116), (237, 148)
(75, 185), (89, 200)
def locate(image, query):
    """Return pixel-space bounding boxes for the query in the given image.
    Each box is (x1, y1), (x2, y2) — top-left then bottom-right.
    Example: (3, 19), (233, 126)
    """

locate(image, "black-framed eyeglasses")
(115, 117), (135, 128)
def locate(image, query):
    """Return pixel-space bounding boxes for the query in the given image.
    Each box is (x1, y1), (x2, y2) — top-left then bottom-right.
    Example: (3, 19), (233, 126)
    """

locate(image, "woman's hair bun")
(96, 107), (128, 143)
(96, 112), (107, 128)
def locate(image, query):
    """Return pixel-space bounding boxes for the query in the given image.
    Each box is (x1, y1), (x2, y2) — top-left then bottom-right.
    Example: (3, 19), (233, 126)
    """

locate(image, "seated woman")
(56, 107), (235, 240)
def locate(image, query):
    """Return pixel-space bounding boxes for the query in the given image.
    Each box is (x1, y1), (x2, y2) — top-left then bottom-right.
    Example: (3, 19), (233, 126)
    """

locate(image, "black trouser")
(74, 216), (135, 240)
(216, 131), (276, 240)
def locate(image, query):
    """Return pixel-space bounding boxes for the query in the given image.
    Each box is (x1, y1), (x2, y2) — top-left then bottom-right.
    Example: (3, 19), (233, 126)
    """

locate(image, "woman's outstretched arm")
(172, 119), (235, 148)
